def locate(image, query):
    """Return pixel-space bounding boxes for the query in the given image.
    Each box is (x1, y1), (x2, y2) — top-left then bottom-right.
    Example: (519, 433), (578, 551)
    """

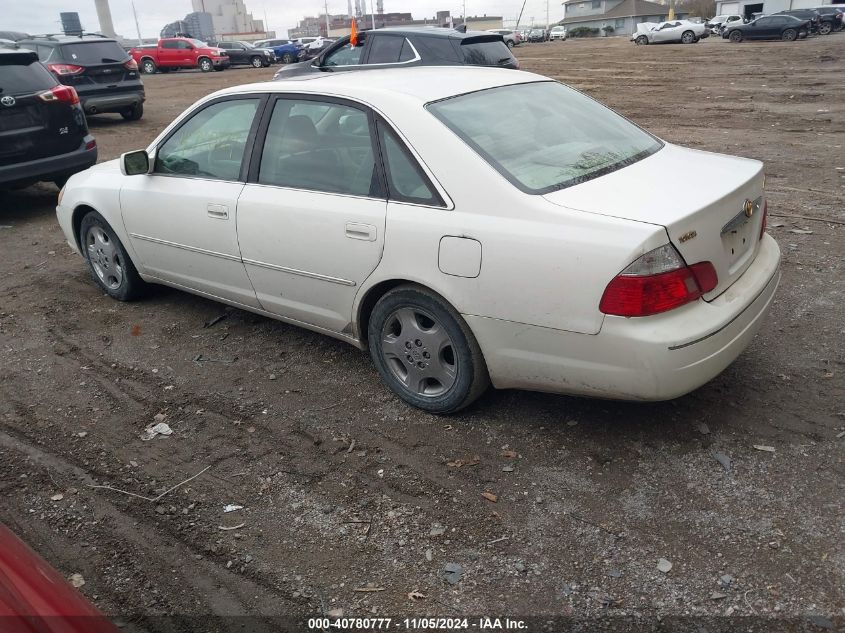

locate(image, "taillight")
(38, 85), (80, 105)
(599, 244), (718, 317)
(759, 199), (768, 240)
(85, 139), (96, 151)
(124, 59), (138, 71)
(47, 63), (84, 76)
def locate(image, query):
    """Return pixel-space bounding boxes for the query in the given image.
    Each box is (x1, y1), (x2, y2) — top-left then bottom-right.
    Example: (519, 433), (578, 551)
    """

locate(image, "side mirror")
(120, 150), (150, 176)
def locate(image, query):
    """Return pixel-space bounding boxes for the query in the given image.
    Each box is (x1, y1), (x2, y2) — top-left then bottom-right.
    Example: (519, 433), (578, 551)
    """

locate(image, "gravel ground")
(0, 35), (842, 633)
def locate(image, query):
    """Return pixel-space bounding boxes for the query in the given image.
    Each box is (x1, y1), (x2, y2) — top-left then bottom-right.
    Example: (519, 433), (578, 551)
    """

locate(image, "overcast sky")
(6, 0), (566, 40)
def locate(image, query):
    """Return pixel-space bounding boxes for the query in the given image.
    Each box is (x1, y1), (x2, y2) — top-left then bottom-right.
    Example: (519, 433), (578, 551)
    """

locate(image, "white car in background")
(55, 67), (780, 413)
(706, 14), (745, 34)
(549, 25), (568, 40)
(632, 19), (709, 44)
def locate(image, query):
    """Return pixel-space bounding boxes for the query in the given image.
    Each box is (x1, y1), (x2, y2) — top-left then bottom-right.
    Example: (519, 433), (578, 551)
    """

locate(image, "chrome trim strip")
(129, 233), (241, 262)
(242, 258), (356, 286)
(329, 38), (421, 68)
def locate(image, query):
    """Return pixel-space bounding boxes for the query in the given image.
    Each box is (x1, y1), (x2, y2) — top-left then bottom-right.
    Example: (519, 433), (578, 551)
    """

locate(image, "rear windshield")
(0, 60), (56, 95)
(60, 41), (128, 64)
(459, 39), (515, 66)
(428, 81), (662, 194)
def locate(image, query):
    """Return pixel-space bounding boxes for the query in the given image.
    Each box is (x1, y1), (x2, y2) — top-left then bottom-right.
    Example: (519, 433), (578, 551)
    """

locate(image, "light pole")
(325, 0), (331, 36)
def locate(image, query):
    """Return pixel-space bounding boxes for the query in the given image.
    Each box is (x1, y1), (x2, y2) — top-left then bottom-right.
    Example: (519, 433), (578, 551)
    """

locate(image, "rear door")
(236, 95), (387, 332)
(0, 52), (84, 168)
(365, 34), (418, 67)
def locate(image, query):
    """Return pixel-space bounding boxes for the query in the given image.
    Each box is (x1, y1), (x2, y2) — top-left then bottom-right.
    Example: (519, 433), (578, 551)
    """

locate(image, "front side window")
(258, 98), (381, 198)
(322, 35), (367, 66)
(155, 99), (259, 181)
(428, 81), (662, 194)
(378, 123), (442, 206)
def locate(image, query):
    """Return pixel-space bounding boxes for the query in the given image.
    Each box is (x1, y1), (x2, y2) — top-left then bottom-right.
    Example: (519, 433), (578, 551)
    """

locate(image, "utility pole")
(370, 0), (376, 28)
(463, 0), (466, 24)
(130, 0), (142, 44)
(546, 0), (550, 29)
(325, 0), (331, 36)
(515, 0), (527, 28)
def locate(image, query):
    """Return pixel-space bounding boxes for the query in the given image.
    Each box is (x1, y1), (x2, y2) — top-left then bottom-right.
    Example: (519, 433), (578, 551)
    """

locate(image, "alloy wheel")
(86, 226), (124, 290)
(380, 307), (457, 397)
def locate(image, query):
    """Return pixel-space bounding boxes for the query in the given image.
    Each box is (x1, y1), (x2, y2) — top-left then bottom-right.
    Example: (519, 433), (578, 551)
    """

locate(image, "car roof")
(220, 66), (546, 106)
(374, 26), (496, 39)
(18, 34), (118, 45)
(0, 48), (38, 62)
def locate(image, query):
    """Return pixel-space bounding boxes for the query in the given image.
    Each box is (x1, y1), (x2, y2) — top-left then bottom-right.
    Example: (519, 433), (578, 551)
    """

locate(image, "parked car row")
(707, 6), (843, 40)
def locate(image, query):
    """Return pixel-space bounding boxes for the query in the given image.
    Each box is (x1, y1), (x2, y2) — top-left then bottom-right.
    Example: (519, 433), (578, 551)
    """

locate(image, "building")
(290, 11), (503, 38)
(190, 0), (267, 39)
(561, 0), (687, 35)
(161, 12), (215, 41)
(714, 0), (836, 20)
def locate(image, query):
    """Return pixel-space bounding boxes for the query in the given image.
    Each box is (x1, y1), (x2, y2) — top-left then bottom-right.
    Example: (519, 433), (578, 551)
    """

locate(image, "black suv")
(16, 34), (145, 120)
(208, 41), (275, 67)
(274, 27), (518, 79)
(0, 48), (96, 190)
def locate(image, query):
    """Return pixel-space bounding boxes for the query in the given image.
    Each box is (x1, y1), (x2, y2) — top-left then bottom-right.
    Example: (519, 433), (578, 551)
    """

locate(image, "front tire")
(681, 30), (695, 43)
(198, 57), (213, 72)
(636, 35), (649, 45)
(782, 28), (797, 41)
(120, 102), (143, 121)
(368, 286), (489, 414)
(79, 211), (146, 301)
(507, 40), (515, 48)
(729, 30), (743, 42)
(818, 22), (831, 35)
(141, 58), (156, 74)
(250, 56), (264, 68)
(281, 52), (294, 63)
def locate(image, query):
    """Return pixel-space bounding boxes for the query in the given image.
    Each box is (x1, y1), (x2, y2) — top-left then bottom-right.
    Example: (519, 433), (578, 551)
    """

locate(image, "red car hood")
(0, 524), (119, 633)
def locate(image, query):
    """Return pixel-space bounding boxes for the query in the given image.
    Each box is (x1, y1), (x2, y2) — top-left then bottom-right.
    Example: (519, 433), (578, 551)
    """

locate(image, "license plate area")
(720, 197), (761, 273)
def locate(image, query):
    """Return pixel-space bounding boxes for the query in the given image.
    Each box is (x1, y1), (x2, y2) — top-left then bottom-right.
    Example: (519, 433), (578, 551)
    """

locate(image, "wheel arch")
(71, 203), (98, 252)
(354, 278), (468, 348)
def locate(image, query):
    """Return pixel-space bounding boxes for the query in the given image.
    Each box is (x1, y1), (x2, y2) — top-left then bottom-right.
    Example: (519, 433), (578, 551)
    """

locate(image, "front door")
(121, 96), (264, 308)
(236, 96), (387, 332)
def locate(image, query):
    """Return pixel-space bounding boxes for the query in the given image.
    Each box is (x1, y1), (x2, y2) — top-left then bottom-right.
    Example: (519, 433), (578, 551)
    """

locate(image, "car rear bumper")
(0, 136), (97, 186)
(466, 234), (781, 401)
(80, 90), (145, 114)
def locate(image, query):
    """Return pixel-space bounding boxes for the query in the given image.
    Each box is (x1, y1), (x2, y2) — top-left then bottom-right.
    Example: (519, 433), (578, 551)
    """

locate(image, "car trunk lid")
(543, 143), (766, 300)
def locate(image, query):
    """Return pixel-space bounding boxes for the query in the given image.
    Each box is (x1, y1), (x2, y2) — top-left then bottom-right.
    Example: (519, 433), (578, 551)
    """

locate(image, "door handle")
(207, 204), (229, 219)
(345, 222), (376, 241)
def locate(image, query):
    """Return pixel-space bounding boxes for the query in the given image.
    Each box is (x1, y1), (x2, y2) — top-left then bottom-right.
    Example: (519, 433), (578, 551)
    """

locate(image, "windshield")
(428, 81), (662, 194)
(60, 41), (128, 64)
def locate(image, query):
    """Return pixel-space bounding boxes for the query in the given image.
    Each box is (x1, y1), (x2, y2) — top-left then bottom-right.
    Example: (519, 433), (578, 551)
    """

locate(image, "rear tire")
(729, 30), (743, 42)
(368, 285), (489, 414)
(79, 211), (147, 302)
(141, 58), (156, 74)
(782, 28), (797, 41)
(198, 57), (213, 72)
(120, 102), (143, 121)
(818, 22), (831, 35)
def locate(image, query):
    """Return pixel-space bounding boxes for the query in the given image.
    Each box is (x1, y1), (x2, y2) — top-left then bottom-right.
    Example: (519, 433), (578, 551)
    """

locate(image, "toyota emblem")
(0, 96), (16, 107)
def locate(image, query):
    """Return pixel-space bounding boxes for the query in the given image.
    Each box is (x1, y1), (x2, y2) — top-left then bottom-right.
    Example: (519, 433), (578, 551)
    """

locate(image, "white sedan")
(632, 20), (709, 44)
(56, 67), (780, 413)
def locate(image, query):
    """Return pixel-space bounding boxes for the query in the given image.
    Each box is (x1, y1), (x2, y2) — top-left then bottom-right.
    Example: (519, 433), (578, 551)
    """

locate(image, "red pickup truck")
(129, 37), (230, 74)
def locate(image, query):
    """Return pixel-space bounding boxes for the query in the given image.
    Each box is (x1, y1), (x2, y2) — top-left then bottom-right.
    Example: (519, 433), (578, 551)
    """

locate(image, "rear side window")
(368, 36), (404, 64)
(0, 59), (57, 95)
(378, 122), (443, 207)
(459, 39), (515, 66)
(60, 41), (128, 64)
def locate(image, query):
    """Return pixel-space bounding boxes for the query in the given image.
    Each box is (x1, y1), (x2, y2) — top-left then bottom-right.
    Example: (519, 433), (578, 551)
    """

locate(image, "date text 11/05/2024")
(307, 617), (528, 630)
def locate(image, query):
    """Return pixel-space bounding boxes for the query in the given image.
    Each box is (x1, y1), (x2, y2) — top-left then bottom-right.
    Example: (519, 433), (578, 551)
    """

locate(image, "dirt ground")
(0, 35), (843, 632)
